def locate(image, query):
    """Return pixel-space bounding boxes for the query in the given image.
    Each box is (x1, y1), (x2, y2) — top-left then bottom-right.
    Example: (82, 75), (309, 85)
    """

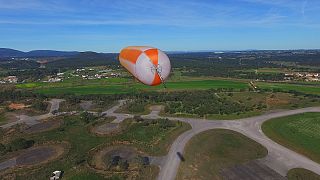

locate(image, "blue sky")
(0, 0), (319, 52)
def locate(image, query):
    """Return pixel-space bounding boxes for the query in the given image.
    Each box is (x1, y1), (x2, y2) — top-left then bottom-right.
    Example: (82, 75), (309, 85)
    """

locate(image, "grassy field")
(6, 115), (190, 179)
(238, 68), (288, 74)
(176, 129), (267, 180)
(262, 113), (320, 164)
(257, 82), (320, 95)
(287, 168), (320, 180)
(17, 78), (249, 95)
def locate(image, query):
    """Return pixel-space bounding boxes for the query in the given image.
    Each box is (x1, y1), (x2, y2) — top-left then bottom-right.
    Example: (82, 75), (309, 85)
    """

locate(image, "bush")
(0, 143), (6, 155)
(32, 100), (47, 112)
(80, 112), (97, 124)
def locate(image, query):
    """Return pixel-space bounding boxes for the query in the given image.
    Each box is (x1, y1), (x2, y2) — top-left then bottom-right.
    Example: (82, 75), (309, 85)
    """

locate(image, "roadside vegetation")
(120, 90), (320, 119)
(262, 113), (320, 164)
(287, 168), (320, 180)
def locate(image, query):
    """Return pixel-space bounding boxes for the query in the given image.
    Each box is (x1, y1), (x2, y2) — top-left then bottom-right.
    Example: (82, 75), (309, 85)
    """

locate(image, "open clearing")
(262, 112), (320, 164)
(176, 129), (269, 180)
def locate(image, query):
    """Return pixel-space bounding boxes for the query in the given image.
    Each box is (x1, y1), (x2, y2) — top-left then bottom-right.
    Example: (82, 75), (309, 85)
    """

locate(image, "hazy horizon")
(1, 0), (320, 52)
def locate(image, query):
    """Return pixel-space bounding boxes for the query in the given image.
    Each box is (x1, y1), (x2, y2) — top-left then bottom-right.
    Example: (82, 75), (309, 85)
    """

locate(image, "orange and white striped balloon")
(119, 46), (171, 86)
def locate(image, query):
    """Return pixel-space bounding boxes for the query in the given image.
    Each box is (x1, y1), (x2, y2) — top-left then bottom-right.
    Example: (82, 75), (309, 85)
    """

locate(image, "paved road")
(101, 100), (133, 123)
(156, 107), (320, 180)
(102, 102), (320, 179)
(0, 99), (64, 129)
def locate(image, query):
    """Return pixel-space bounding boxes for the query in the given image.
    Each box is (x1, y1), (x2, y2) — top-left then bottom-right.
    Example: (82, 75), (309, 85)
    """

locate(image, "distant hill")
(46, 52), (118, 68)
(0, 48), (79, 58)
(0, 48), (25, 57)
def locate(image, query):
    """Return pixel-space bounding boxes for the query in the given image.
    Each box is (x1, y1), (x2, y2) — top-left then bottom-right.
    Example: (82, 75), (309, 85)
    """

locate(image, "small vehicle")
(50, 171), (63, 180)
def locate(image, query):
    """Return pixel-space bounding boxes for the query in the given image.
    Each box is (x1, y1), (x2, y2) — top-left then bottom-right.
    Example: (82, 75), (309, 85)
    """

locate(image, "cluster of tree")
(126, 90), (258, 117)
(0, 85), (46, 104)
(0, 138), (35, 155)
(80, 111), (97, 124)
(46, 52), (118, 68)
(259, 87), (320, 99)
(109, 155), (150, 171)
(6, 68), (59, 82)
(137, 118), (176, 129)
(31, 99), (48, 112)
(110, 156), (129, 170)
(124, 100), (148, 113)
(0, 60), (39, 70)
(182, 68), (286, 81)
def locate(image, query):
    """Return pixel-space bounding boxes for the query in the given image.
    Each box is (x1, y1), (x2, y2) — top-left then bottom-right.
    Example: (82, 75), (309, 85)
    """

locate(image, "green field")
(177, 129), (267, 180)
(238, 68), (287, 74)
(17, 78), (249, 95)
(262, 113), (320, 164)
(287, 168), (320, 180)
(257, 82), (320, 95)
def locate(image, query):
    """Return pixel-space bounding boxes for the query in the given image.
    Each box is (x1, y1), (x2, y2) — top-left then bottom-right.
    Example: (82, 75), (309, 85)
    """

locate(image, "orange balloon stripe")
(152, 73), (162, 86)
(144, 48), (159, 66)
(119, 48), (142, 64)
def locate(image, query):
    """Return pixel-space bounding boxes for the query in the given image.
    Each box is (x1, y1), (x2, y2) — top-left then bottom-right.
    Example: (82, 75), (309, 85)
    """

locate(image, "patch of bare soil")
(24, 119), (61, 134)
(93, 123), (120, 136)
(8, 103), (28, 110)
(266, 97), (289, 107)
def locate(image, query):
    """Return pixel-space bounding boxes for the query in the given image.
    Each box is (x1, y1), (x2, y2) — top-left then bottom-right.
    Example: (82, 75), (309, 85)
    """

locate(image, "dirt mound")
(8, 103), (28, 110)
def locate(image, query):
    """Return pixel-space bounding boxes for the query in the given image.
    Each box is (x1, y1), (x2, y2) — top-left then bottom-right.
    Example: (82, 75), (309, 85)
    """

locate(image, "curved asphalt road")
(152, 107), (320, 180)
